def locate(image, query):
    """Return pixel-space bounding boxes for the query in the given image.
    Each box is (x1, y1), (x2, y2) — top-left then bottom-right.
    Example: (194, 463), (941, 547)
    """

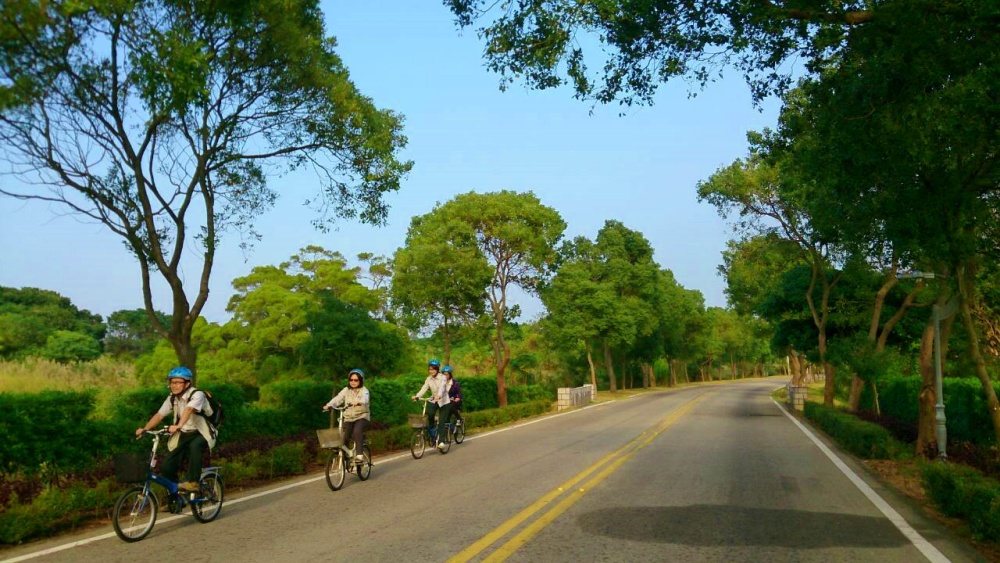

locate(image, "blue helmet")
(442, 365), (453, 374)
(428, 359), (441, 369)
(167, 366), (193, 381)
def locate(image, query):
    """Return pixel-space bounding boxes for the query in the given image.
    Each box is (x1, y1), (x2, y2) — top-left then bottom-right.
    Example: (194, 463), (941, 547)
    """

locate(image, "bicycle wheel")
(112, 486), (158, 542)
(192, 471), (224, 523)
(410, 430), (425, 459)
(357, 445), (372, 481)
(325, 450), (346, 491)
(454, 420), (466, 444)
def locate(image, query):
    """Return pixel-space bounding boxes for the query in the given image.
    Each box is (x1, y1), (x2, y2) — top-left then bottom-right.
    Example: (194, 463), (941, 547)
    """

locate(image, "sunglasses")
(349, 378), (360, 382)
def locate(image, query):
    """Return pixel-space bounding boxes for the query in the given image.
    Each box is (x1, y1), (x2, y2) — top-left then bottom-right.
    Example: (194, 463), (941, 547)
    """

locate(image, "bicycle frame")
(113, 427), (224, 542)
(323, 405), (372, 491)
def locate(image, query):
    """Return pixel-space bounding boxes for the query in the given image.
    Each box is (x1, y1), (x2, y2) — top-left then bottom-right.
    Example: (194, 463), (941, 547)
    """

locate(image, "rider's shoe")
(355, 454), (364, 462)
(178, 481), (199, 492)
(436, 442), (446, 451)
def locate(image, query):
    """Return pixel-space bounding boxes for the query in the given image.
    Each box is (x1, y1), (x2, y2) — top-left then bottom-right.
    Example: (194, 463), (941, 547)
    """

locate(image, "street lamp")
(897, 270), (958, 459)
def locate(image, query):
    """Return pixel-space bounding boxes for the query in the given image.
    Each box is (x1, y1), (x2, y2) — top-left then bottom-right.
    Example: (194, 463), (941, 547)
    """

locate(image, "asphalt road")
(2, 378), (988, 562)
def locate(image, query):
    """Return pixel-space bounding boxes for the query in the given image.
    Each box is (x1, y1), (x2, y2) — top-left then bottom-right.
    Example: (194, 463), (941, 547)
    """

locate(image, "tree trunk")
(668, 359), (678, 387)
(916, 319), (937, 458)
(585, 341), (598, 390)
(847, 375), (865, 413)
(788, 347), (803, 385)
(957, 263), (1000, 454)
(494, 316), (511, 407)
(603, 340), (617, 392)
(442, 317), (452, 365)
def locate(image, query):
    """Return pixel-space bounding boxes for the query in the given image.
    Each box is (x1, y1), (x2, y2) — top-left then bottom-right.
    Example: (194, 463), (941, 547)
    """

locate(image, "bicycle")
(409, 397), (453, 458)
(320, 405), (372, 491)
(448, 412), (466, 445)
(112, 427), (224, 542)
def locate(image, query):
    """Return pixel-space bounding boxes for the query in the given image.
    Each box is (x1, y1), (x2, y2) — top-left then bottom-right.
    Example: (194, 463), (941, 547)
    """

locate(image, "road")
(1, 378), (987, 562)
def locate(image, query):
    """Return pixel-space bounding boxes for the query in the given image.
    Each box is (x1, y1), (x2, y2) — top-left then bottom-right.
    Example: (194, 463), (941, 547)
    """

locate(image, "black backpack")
(172, 388), (223, 429)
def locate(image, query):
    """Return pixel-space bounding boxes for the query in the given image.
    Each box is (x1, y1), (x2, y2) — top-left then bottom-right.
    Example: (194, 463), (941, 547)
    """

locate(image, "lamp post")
(897, 270), (958, 459)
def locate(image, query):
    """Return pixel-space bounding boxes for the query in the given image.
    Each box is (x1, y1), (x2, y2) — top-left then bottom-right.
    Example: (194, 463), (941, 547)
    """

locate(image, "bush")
(922, 461), (1000, 541)
(803, 401), (907, 459)
(0, 391), (108, 475)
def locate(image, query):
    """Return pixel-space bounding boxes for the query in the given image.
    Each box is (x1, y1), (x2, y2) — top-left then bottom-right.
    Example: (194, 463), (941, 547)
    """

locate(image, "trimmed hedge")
(870, 377), (1000, 446)
(803, 401), (907, 459)
(922, 461), (1000, 541)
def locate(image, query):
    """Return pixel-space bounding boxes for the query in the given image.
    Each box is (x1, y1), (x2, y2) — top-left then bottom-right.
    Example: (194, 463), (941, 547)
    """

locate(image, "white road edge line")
(1, 400), (615, 562)
(773, 398), (950, 563)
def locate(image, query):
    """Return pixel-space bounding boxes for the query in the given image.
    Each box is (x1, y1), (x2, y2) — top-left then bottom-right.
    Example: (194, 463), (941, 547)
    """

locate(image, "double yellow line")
(448, 392), (709, 563)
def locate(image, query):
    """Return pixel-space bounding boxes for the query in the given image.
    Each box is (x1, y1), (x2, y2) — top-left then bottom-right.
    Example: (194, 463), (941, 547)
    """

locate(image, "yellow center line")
(448, 392), (709, 563)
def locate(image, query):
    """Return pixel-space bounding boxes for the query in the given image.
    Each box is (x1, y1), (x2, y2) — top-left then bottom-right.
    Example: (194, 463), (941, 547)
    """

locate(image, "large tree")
(432, 190), (565, 406)
(779, 6), (1000, 448)
(446, 0), (887, 105)
(391, 214), (492, 364)
(0, 0), (411, 375)
(698, 149), (845, 400)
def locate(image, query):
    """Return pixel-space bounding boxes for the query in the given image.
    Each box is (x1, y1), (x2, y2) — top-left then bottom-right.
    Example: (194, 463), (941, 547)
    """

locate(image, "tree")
(41, 330), (102, 363)
(592, 221), (660, 391)
(0, 1), (411, 376)
(391, 214), (492, 364)
(778, 7), (1000, 447)
(300, 292), (410, 379)
(541, 236), (612, 390)
(0, 286), (104, 358)
(105, 308), (171, 358)
(224, 247), (382, 373)
(446, 0), (885, 105)
(432, 191), (565, 406)
(699, 148), (845, 402)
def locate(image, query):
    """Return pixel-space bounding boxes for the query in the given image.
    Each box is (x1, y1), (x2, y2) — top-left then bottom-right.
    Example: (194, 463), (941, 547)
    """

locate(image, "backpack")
(196, 390), (223, 429)
(172, 388), (223, 429)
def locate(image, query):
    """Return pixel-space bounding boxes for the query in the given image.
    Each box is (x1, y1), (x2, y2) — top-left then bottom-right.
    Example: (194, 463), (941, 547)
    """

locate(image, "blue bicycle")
(112, 428), (224, 542)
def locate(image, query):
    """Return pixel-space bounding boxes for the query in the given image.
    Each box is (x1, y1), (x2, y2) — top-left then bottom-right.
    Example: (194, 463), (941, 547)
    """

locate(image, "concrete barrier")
(788, 384), (808, 411)
(557, 385), (593, 410)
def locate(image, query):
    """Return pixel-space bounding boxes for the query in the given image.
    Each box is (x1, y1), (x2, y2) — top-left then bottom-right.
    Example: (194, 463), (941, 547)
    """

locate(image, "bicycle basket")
(316, 427), (343, 449)
(114, 452), (149, 483)
(408, 413), (426, 429)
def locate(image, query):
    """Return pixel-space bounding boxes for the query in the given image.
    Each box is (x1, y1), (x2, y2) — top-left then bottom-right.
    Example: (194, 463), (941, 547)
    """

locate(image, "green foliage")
(507, 384), (554, 404)
(922, 461), (1000, 541)
(0, 479), (119, 544)
(803, 401), (907, 459)
(40, 330), (102, 363)
(873, 377), (1000, 447)
(0, 0), (412, 371)
(251, 442), (307, 479)
(455, 377), (500, 411)
(368, 378), (409, 426)
(301, 293), (409, 378)
(464, 399), (553, 429)
(104, 309), (171, 359)
(0, 287), (105, 359)
(0, 391), (108, 474)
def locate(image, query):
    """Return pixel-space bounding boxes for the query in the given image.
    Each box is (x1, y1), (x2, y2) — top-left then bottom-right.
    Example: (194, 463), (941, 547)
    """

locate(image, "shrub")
(803, 401), (907, 459)
(921, 461), (1000, 541)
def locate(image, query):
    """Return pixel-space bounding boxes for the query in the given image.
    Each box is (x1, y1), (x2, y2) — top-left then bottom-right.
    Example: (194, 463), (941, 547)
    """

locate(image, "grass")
(0, 357), (138, 394)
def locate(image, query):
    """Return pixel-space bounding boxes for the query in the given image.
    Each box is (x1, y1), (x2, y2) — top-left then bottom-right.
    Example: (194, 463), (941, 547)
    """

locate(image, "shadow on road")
(577, 505), (908, 548)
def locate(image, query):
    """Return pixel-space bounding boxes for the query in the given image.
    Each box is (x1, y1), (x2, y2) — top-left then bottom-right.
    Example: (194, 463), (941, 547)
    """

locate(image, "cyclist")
(323, 368), (370, 462)
(134, 366), (216, 492)
(443, 365), (463, 429)
(412, 358), (450, 450)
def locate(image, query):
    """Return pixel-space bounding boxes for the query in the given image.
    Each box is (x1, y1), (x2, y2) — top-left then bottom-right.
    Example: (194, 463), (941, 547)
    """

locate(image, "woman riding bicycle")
(324, 368), (370, 462)
(412, 359), (450, 450)
(443, 365), (463, 428)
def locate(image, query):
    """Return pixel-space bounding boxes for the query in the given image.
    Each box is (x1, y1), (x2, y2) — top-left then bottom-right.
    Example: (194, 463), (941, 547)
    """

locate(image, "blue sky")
(0, 1), (780, 324)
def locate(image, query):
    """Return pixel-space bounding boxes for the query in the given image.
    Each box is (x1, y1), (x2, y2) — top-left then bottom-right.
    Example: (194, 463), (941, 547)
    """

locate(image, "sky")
(0, 1), (781, 325)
